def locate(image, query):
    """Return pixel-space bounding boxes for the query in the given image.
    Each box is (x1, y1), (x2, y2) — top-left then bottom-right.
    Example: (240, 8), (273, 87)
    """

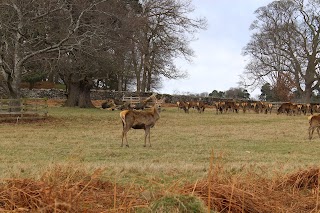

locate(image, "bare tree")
(130, 0), (207, 92)
(242, 0), (320, 103)
(0, 0), (100, 99)
(0, 0), (142, 107)
(0, 0), (206, 107)
(57, 0), (141, 107)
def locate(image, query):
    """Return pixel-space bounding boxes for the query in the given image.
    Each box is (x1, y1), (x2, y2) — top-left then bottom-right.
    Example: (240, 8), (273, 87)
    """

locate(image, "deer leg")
(309, 127), (314, 140)
(121, 131), (124, 147)
(143, 129), (147, 147)
(121, 130), (128, 147)
(121, 128), (130, 147)
(125, 131), (129, 147)
(317, 127), (320, 138)
(148, 128), (151, 147)
(144, 127), (151, 147)
(121, 121), (125, 147)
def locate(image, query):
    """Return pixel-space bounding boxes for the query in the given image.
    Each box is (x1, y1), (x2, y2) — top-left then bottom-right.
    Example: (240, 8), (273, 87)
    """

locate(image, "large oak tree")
(242, 0), (320, 103)
(0, 0), (206, 107)
(0, 0), (138, 107)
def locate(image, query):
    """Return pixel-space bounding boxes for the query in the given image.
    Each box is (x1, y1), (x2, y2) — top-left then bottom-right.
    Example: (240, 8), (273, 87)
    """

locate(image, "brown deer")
(120, 94), (164, 147)
(101, 99), (116, 109)
(177, 101), (189, 113)
(196, 101), (205, 113)
(308, 114), (320, 140)
(277, 102), (293, 115)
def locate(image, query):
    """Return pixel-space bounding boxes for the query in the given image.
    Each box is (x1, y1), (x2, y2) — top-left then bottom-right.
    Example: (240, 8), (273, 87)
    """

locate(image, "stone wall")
(20, 88), (67, 99)
(16, 88), (220, 104)
(18, 89), (161, 101)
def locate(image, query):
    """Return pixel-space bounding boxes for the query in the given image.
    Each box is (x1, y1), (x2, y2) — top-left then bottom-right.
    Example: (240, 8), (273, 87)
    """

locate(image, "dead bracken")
(0, 165), (320, 212)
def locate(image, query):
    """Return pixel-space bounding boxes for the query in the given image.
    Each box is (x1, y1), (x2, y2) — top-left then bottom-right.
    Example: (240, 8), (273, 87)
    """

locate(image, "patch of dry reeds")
(0, 162), (320, 212)
(179, 150), (320, 213)
(0, 165), (148, 212)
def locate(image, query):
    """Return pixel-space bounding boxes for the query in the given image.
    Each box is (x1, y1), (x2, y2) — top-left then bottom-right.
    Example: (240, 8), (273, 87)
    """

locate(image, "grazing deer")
(214, 101), (225, 114)
(187, 101), (197, 112)
(308, 114), (320, 140)
(101, 99), (116, 109)
(177, 101), (189, 113)
(120, 94), (164, 147)
(240, 102), (248, 113)
(196, 101), (205, 113)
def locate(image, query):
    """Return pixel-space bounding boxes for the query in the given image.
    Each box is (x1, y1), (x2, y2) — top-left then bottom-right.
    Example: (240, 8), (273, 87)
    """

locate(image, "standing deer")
(120, 94), (164, 147)
(308, 114), (320, 140)
(177, 101), (189, 113)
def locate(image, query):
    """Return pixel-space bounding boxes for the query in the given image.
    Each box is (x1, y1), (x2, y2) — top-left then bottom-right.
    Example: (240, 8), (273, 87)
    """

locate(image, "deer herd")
(102, 95), (320, 145)
(177, 100), (320, 116)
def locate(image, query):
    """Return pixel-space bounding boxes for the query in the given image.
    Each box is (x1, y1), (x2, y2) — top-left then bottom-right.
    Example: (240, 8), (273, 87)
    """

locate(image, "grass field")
(2, 105), (320, 212)
(0, 105), (319, 184)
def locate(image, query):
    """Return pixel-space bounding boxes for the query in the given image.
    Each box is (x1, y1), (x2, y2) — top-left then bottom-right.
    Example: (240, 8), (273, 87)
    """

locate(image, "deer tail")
(120, 110), (128, 126)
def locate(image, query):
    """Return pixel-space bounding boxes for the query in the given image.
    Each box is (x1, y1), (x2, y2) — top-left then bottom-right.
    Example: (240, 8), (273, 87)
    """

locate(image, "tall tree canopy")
(130, 0), (207, 92)
(0, 0), (119, 107)
(242, 0), (320, 103)
(0, 0), (206, 107)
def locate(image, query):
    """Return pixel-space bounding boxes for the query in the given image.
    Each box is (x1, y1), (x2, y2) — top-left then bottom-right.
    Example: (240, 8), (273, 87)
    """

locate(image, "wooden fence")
(122, 96), (143, 104)
(122, 96), (154, 103)
(0, 98), (48, 121)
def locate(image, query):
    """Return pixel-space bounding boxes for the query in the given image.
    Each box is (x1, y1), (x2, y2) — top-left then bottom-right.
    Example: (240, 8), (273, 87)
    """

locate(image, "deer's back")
(309, 114), (320, 126)
(122, 110), (157, 126)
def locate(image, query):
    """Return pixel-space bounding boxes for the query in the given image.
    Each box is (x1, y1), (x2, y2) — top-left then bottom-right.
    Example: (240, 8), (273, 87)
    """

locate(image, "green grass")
(149, 194), (207, 213)
(0, 106), (319, 185)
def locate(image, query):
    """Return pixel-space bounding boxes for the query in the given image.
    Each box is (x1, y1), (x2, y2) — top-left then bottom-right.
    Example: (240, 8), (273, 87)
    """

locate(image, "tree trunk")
(6, 65), (22, 112)
(132, 48), (142, 92)
(305, 62), (316, 103)
(117, 75), (122, 91)
(141, 51), (150, 92)
(146, 67), (151, 92)
(64, 77), (95, 108)
(141, 67), (147, 92)
(134, 57), (141, 92)
(304, 86), (312, 104)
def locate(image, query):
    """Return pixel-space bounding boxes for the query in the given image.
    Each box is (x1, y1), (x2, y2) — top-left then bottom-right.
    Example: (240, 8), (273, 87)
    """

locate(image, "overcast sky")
(159, 0), (274, 98)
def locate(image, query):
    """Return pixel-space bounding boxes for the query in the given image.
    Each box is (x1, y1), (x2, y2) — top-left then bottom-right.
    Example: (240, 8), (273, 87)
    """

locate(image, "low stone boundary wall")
(20, 89), (66, 99)
(16, 88), (226, 104)
(18, 89), (164, 101)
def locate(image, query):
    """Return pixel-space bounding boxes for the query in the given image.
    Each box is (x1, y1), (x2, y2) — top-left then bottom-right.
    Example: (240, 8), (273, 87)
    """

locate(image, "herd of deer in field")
(101, 94), (320, 145)
(177, 100), (320, 116)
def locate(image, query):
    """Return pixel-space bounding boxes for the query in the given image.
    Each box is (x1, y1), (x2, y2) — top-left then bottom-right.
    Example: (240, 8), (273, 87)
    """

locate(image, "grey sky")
(159, 0), (274, 97)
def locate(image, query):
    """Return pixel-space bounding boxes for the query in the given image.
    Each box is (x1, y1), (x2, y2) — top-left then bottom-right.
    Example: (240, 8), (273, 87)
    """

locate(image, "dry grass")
(0, 165), (147, 212)
(1, 160), (320, 212)
(0, 105), (318, 180)
(179, 150), (320, 213)
(0, 103), (320, 211)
